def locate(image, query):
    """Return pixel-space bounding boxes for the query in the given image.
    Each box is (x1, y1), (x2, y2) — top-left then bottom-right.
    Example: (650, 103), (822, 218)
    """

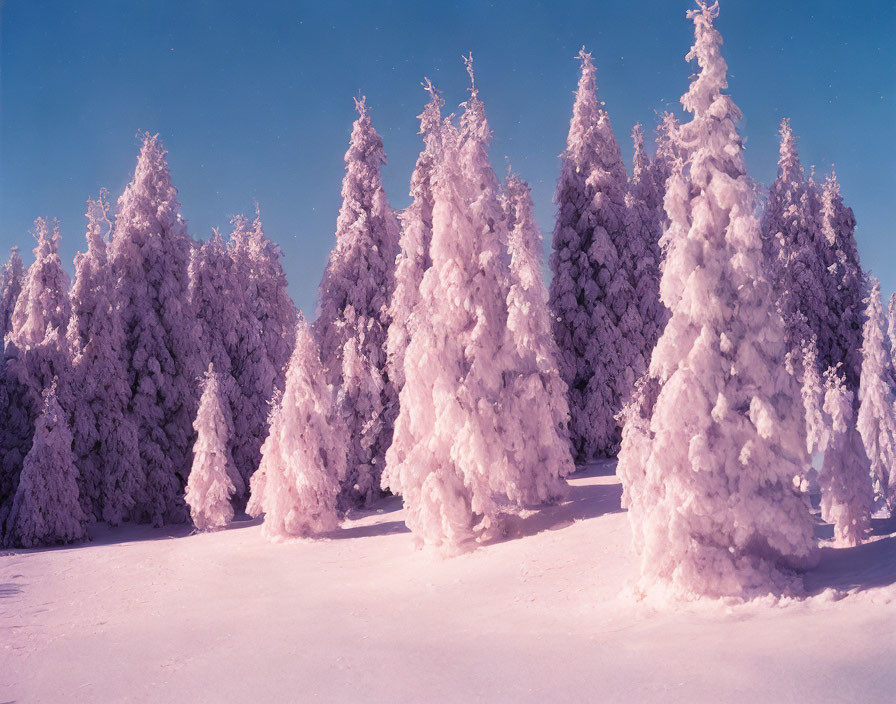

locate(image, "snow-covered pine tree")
(857, 277), (896, 510)
(0, 218), (73, 537)
(248, 315), (347, 540)
(821, 366), (874, 545)
(651, 112), (680, 206)
(110, 133), (202, 526)
(185, 365), (238, 531)
(501, 172), (573, 505)
(67, 191), (142, 524)
(617, 2), (817, 599)
(314, 96), (400, 509)
(5, 380), (85, 548)
(383, 56), (522, 552)
(387, 79), (442, 396)
(549, 47), (640, 461)
(0, 247), (24, 347)
(228, 211), (295, 493)
(887, 292), (896, 357)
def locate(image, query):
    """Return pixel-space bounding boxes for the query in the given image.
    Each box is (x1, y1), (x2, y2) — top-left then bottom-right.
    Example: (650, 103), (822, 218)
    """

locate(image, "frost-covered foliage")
(110, 133), (202, 526)
(384, 56), (528, 552)
(314, 97), (400, 509)
(617, 2), (817, 600)
(387, 80), (442, 395)
(549, 47), (641, 461)
(887, 292), (896, 357)
(820, 367), (874, 546)
(67, 192), (141, 525)
(0, 247), (24, 347)
(0, 219), (73, 537)
(502, 173), (573, 505)
(228, 211), (297, 491)
(248, 316), (346, 540)
(5, 381), (85, 548)
(857, 278), (896, 509)
(185, 365), (238, 531)
(651, 112), (680, 205)
(799, 338), (828, 457)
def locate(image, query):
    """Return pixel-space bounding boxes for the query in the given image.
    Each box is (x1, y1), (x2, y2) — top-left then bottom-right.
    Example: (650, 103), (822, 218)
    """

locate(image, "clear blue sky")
(1, 0), (894, 316)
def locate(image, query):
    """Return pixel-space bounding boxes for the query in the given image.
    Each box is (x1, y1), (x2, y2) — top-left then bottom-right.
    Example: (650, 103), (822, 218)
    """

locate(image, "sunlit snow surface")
(2, 461), (894, 703)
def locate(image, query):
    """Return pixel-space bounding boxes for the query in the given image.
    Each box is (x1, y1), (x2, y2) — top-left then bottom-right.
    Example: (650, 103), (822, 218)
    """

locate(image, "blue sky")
(1, 0), (894, 316)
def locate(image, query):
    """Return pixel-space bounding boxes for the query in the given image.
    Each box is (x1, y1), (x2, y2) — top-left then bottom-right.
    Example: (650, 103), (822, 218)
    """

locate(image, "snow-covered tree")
(67, 192), (142, 524)
(549, 47), (640, 461)
(820, 367), (874, 546)
(248, 315), (347, 540)
(5, 381), (85, 548)
(617, 2), (817, 599)
(314, 97), (400, 509)
(228, 211), (296, 492)
(387, 79), (442, 395)
(651, 112), (680, 207)
(0, 247), (24, 347)
(383, 56), (523, 552)
(110, 133), (202, 526)
(887, 292), (896, 357)
(185, 365), (238, 531)
(857, 278), (896, 510)
(501, 173), (573, 505)
(799, 337), (828, 457)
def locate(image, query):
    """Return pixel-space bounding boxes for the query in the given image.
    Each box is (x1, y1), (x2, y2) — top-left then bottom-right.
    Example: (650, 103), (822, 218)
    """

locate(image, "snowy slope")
(2, 462), (894, 703)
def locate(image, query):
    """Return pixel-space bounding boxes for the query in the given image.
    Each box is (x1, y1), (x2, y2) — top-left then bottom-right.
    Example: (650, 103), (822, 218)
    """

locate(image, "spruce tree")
(314, 97), (400, 509)
(617, 2), (816, 599)
(549, 47), (640, 461)
(67, 192), (142, 524)
(0, 247), (24, 347)
(110, 133), (202, 526)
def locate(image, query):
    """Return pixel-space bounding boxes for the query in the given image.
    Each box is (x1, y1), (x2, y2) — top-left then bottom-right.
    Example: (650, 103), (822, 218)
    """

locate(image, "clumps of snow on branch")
(185, 365), (238, 532)
(248, 315), (347, 540)
(0, 247), (24, 347)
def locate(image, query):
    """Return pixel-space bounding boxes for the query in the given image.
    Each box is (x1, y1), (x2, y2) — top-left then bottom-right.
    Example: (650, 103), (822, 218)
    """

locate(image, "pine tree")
(887, 292), (896, 356)
(549, 47), (640, 461)
(857, 278), (896, 510)
(5, 381), (85, 548)
(387, 79), (442, 396)
(0, 247), (24, 347)
(110, 133), (202, 526)
(820, 367), (874, 546)
(314, 97), (400, 509)
(67, 191), (142, 524)
(185, 365), (238, 531)
(502, 173), (573, 505)
(383, 56), (523, 552)
(248, 315), (346, 540)
(617, 2), (816, 599)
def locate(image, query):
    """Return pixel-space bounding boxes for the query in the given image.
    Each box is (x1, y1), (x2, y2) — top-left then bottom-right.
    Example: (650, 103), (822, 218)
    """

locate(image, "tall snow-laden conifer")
(110, 133), (202, 526)
(857, 278), (896, 510)
(383, 56), (523, 552)
(549, 47), (640, 461)
(314, 97), (400, 509)
(387, 80), (442, 395)
(0, 247), (24, 347)
(887, 292), (896, 356)
(617, 2), (816, 599)
(67, 192), (142, 524)
(248, 315), (347, 540)
(185, 365), (238, 531)
(502, 173), (573, 505)
(5, 381), (85, 548)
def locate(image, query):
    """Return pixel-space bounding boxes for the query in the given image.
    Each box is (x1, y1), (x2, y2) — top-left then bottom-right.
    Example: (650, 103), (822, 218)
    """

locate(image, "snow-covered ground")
(2, 462), (894, 703)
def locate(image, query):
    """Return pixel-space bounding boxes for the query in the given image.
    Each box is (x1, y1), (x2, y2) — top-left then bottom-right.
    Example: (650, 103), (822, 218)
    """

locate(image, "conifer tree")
(314, 97), (400, 509)
(857, 278), (896, 510)
(185, 365), (238, 531)
(110, 133), (202, 526)
(248, 316), (346, 540)
(387, 79), (442, 395)
(887, 292), (896, 356)
(502, 173), (573, 505)
(820, 367), (874, 546)
(67, 192), (142, 524)
(549, 47), (640, 461)
(383, 56), (523, 552)
(5, 381), (85, 548)
(617, 2), (816, 599)
(0, 247), (24, 347)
